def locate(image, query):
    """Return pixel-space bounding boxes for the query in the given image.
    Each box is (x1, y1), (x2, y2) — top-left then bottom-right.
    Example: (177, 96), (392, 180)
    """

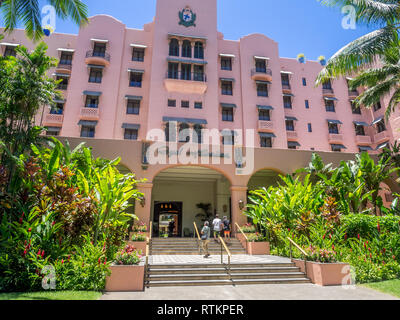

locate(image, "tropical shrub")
(241, 224), (256, 233)
(132, 222), (147, 233)
(131, 232), (146, 242)
(247, 233), (267, 242)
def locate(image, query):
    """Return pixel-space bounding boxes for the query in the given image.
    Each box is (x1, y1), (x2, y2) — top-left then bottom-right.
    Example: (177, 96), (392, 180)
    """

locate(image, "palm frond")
(354, 76), (398, 107)
(50, 0), (88, 25)
(385, 87), (400, 118)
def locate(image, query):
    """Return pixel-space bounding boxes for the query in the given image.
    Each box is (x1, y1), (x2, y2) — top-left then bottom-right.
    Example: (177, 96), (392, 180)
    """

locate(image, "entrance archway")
(151, 166), (232, 238)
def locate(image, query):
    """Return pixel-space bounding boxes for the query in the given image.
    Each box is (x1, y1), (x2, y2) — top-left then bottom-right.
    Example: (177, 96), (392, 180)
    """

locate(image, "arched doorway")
(151, 166), (232, 238)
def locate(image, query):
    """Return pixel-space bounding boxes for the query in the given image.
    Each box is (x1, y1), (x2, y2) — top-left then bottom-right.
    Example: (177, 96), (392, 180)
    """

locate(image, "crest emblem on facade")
(179, 6), (196, 27)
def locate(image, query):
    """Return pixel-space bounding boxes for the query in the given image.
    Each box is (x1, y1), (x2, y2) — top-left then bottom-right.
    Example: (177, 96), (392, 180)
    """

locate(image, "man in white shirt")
(212, 214), (222, 241)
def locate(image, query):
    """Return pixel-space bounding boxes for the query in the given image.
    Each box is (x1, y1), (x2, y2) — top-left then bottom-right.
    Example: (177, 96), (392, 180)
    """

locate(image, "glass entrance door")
(153, 202), (183, 238)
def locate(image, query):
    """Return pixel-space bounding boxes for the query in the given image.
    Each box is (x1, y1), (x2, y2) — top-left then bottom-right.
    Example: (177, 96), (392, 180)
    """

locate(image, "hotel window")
(56, 76), (69, 90)
(373, 102), (382, 112)
(93, 43), (106, 58)
(308, 123), (312, 132)
(89, 67), (103, 83)
(255, 59), (267, 73)
(164, 122), (176, 142)
(193, 65), (205, 81)
(168, 99), (176, 107)
(46, 128), (60, 136)
(129, 72), (143, 87)
(59, 52), (73, 65)
(169, 39), (179, 56)
(221, 57), (232, 71)
(258, 110), (270, 121)
(355, 124), (365, 136)
(331, 145), (343, 152)
(193, 125), (203, 144)
(260, 137), (272, 148)
(302, 78), (307, 86)
(222, 131), (235, 145)
(80, 126), (95, 138)
(281, 73), (290, 87)
(305, 100), (310, 109)
(221, 81), (233, 95)
(377, 120), (386, 133)
(181, 40), (192, 58)
(168, 62), (179, 79)
(286, 120), (295, 131)
(50, 103), (64, 115)
(181, 100), (189, 108)
(4, 46), (17, 57)
(124, 129), (138, 140)
(181, 64), (192, 81)
(178, 123), (190, 143)
(351, 101), (361, 114)
(194, 102), (203, 109)
(222, 107), (234, 122)
(328, 123), (339, 134)
(132, 48), (145, 62)
(322, 79), (333, 90)
(257, 83), (268, 97)
(194, 42), (204, 59)
(127, 99), (140, 115)
(325, 99), (335, 112)
(283, 96), (292, 109)
(288, 142), (297, 150)
(85, 95), (99, 108)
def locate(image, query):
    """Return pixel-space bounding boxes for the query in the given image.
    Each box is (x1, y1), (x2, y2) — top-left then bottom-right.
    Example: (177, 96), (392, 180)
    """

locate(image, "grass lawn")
(362, 279), (400, 298)
(0, 291), (102, 300)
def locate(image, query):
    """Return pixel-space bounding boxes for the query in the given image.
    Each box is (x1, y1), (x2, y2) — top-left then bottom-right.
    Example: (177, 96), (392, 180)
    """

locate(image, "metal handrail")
(143, 222), (152, 289)
(149, 221), (153, 242)
(251, 68), (272, 76)
(235, 222), (248, 241)
(193, 222), (201, 254)
(218, 236), (232, 280)
(287, 237), (309, 276)
(85, 50), (111, 62)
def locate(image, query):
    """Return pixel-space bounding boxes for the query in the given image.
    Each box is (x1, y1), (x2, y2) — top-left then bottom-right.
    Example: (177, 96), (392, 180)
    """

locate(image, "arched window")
(194, 42), (204, 59)
(181, 40), (192, 58)
(169, 39), (179, 57)
(178, 123), (191, 142)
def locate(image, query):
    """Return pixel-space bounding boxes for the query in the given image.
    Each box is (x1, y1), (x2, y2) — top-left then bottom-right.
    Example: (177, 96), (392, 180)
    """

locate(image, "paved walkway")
(101, 284), (398, 300)
(149, 255), (291, 265)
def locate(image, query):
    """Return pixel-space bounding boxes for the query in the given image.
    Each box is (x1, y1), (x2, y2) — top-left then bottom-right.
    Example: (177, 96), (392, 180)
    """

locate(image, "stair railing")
(218, 236), (232, 278)
(235, 222), (248, 241)
(287, 237), (309, 277)
(144, 221), (152, 288)
(193, 222), (201, 254)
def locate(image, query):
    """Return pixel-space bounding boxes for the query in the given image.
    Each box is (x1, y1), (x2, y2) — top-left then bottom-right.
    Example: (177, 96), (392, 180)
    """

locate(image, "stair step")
(149, 263), (295, 269)
(146, 278), (311, 287)
(148, 267), (301, 274)
(147, 272), (306, 281)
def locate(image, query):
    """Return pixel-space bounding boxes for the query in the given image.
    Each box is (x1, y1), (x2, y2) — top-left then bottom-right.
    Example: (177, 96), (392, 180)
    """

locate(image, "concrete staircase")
(150, 238), (246, 255)
(145, 262), (311, 287)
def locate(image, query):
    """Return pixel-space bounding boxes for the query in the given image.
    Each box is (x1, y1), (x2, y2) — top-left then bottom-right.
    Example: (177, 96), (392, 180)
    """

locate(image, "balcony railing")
(374, 131), (390, 143)
(80, 107), (99, 120)
(85, 50), (111, 62)
(258, 120), (274, 131)
(328, 133), (343, 143)
(44, 114), (64, 125)
(348, 90), (359, 97)
(251, 68), (272, 76)
(323, 88), (334, 95)
(166, 71), (207, 82)
(355, 135), (372, 145)
(282, 83), (291, 90)
(57, 62), (72, 70)
(287, 131), (298, 140)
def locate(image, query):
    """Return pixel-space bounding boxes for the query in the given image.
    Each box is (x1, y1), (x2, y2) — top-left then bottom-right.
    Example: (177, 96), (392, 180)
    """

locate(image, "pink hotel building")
(2, 0), (399, 236)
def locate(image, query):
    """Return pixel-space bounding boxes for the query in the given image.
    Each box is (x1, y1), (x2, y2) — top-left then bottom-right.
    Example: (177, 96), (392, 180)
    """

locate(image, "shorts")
(214, 230), (221, 237)
(224, 230), (230, 236)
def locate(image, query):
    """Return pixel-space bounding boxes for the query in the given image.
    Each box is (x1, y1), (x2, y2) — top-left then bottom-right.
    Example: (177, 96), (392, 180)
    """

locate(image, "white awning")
(280, 71), (293, 75)
(90, 38), (109, 43)
(130, 44), (147, 49)
(57, 48), (75, 52)
(254, 56), (270, 60)
(0, 42), (19, 47)
(219, 53), (235, 58)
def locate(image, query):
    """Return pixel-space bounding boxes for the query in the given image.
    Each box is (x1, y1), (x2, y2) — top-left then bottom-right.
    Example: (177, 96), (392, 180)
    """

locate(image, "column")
(230, 186), (248, 235)
(134, 182), (153, 229)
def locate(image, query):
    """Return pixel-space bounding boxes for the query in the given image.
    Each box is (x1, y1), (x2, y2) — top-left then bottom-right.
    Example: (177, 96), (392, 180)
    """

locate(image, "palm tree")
(348, 40), (400, 118)
(0, 0), (88, 40)
(316, 0), (400, 86)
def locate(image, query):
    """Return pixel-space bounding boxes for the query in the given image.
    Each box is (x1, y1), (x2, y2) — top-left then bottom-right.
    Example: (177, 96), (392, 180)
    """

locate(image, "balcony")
(348, 89), (359, 98)
(323, 88), (335, 97)
(374, 131), (390, 144)
(258, 120), (274, 132)
(328, 133), (344, 143)
(282, 83), (291, 93)
(85, 50), (110, 66)
(287, 131), (298, 140)
(251, 68), (272, 82)
(44, 114), (64, 126)
(80, 107), (100, 120)
(56, 62), (72, 73)
(355, 135), (372, 145)
(164, 71), (207, 94)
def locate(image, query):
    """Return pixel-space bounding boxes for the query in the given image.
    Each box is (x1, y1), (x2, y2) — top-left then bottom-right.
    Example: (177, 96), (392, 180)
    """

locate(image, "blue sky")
(3, 0), (375, 60)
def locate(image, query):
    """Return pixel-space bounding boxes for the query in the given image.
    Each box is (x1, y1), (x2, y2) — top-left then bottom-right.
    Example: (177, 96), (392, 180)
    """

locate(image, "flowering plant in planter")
(133, 221), (147, 233)
(131, 232), (146, 242)
(114, 245), (143, 265)
(247, 232), (267, 242)
(318, 55), (326, 66)
(305, 245), (338, 263)
(297, 53), (306, 63)
(241, 223), (256, 233)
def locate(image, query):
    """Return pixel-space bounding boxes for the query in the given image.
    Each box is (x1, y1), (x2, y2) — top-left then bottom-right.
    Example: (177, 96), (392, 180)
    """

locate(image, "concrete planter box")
(105, 263), (145, 292)
(246, 241), (270, 255)
(236, 233), (247, 248)
(292, 259), (351, 286)
(126, 241), (147, 255)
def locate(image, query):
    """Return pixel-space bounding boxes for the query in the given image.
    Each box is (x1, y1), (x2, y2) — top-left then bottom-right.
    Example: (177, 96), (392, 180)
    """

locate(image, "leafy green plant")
(114, 245), (142, 266)
(241, 224), (256, 233)
(131, 233), (146, 242)
(247, 233), (267, 242)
